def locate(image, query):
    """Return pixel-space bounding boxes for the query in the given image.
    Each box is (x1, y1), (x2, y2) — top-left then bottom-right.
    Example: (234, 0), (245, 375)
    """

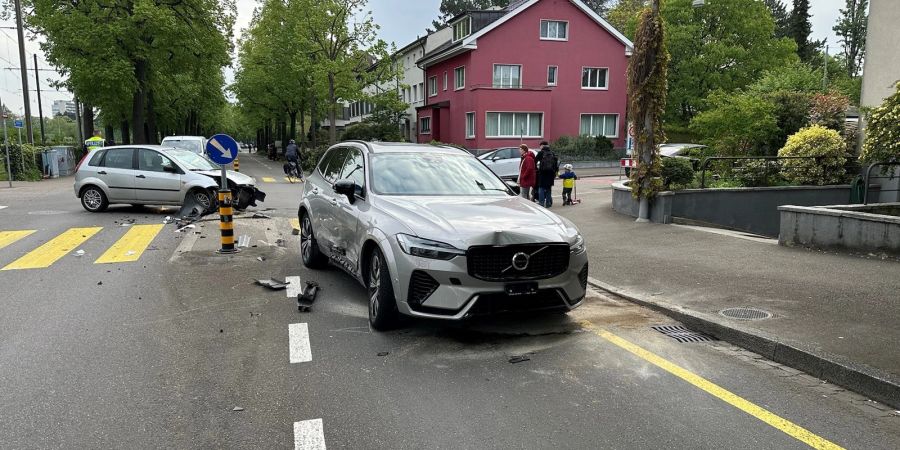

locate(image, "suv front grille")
(467, 244), (569, 281)
(408, 270), (440, 306)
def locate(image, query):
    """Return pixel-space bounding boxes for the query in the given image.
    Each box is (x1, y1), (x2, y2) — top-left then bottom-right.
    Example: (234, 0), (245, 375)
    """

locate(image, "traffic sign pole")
(206, 134), (240, 255)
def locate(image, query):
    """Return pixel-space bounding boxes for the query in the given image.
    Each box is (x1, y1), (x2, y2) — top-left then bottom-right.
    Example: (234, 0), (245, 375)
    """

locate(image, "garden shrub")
(660, 157), (694, 189)
(860, 83), (900, 163)
(809, 92), (849, 131)
(778, 125), (847, 185)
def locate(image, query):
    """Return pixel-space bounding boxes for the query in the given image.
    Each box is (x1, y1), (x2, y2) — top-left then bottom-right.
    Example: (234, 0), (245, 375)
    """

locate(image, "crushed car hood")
(375, 195), (579, 249)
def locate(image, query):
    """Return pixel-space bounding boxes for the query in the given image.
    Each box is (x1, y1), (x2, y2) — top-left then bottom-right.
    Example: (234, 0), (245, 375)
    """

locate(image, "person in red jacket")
(517, 144), (536, 199)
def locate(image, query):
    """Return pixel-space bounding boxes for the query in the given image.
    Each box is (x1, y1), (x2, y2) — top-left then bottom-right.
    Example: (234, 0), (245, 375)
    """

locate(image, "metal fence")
(863, 162), (900, 204)
(698, 156), (855, 189)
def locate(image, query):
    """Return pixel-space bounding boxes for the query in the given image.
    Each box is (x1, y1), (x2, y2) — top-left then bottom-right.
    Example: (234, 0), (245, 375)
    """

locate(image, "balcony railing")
(469, 84), (554, 91)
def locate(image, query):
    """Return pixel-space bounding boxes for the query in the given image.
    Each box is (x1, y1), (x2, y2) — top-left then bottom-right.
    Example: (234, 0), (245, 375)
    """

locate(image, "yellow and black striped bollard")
(218, 190), (237, 254)
(233, 157), (240, 172)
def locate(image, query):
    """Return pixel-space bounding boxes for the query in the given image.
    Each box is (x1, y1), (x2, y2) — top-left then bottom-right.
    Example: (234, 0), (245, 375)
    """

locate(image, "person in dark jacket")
(535, 142), (558, 207)
(517, 144), (536, 199)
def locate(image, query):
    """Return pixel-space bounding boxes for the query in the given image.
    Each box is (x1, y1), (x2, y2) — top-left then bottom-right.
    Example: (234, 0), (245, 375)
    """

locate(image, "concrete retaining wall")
(779, 204), (900, 255)
(612, 182), (672, 223)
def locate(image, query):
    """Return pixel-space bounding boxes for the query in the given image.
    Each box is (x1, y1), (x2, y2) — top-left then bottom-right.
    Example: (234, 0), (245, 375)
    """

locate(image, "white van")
(160, 136), (207, 155)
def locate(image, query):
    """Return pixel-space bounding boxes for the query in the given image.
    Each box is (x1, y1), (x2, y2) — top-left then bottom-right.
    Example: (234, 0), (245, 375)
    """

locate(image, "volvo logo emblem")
(511, 252), (530, 271)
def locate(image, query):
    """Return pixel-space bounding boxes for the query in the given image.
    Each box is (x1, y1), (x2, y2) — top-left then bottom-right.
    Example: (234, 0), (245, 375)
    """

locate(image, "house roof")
(418, 0), (634, 68)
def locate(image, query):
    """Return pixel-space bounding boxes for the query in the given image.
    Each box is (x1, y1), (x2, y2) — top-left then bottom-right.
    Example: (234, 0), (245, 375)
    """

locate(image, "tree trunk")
(289, 111), (297, 143)
(104, 124), (115, 145)
(81, 102), (94, 143)
(328, 73), (337, 145)
(121, 120), (130, 145)
(311, 95), (318, 148)
(299, 101), (306, 147)
(636, 110), (654, 222)
(131, 59), (148, 144)
(146, 90), (158, 144)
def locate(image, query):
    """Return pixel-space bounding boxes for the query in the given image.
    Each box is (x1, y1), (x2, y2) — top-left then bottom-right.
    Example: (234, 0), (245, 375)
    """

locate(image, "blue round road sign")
(206, 134), (239, 165)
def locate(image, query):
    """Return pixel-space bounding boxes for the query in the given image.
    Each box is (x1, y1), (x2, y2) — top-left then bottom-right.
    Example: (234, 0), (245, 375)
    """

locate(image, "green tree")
(628, 0), (668, 221)
(689, 91), (779, 155)
(833, 0), (868, 77)
(663, 0), (797, 123)
(788, 0), (820, 62)
(605, 0), (647, 40)
(764, 0), (791, 38)
(750, 64), (822, 93)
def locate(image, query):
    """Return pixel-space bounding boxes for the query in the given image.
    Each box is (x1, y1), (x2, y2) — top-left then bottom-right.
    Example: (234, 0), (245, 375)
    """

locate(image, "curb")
(587, 277), (900, 409)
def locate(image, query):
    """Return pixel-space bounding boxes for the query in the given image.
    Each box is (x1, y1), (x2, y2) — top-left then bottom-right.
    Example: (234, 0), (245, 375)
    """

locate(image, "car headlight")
(396, 234), (465, 260)
(570, 234), (586, 254)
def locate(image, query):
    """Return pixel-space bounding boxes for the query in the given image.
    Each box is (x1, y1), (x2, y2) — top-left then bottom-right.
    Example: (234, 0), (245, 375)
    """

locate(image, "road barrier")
(234, 156), (240, 172)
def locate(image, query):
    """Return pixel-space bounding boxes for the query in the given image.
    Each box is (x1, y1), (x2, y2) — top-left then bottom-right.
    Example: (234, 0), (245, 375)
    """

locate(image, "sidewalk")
(556, 194), (900, 408)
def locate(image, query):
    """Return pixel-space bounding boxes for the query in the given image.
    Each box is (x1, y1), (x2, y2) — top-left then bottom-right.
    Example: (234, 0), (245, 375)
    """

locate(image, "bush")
(3, 144), (45, 181)
(660, 157), (694, 189)
(551, 135), (617, 159)
(301, 146), (328, 172)
(778, 125), (847, 185)
(341, 120), (403, 142)
(732, 159), (782, 187)
(809, 92), (849, 131)
(860, 83), (900, 163)
(689, 91), (779, 155)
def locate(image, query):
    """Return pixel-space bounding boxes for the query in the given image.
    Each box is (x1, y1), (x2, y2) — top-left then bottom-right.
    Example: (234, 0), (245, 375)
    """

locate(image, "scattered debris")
(275, 238), (286, 248)
(120, 219), (136, 227)
(163, 216), (173, 224)
(219, 329), (224, 333)
(237, 235), (251, 248)
(251, 213), (271, 219)
(255, 278), (288, 290)
(146, 246), (159, 251)
(125, 251), (136, 256)
(97, 281), (103, 286)
(297, 281), (320, 312)
(508, 355), (531, 364)
(291, 228), (300, 236)
(232, 407), (244, 412)
(74, 250), (85, 257)
(377, 352), (390, 357)
(256, 256), (266, 262)
(175, 224), (196, 233)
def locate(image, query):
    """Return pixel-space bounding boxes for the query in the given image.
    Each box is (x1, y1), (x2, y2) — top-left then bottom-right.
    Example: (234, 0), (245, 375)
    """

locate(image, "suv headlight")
(570, 234), (586, 254)
(396, 234), (465, 260)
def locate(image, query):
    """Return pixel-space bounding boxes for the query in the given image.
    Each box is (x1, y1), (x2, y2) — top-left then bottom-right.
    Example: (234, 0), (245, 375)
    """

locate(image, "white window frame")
(540, 19), (569, 41)
(443, 71), (448, 91)
(412, 85), (418, 102)
(420, 117), (432, 134)
(484, 111), (544, 139)
(547, 65), (558, 86)
(465, 112), (476, 139)
(428, 76), (438, 97)
(579, 113), (620, 138)
(581, 67), (609, 90)
(454, 66), (466, 90)
(452, 17), (472, 42)
(492, 64), (523, 89)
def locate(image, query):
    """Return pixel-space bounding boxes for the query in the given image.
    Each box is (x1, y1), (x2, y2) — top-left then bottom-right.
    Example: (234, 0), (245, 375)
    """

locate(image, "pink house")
(416, 0), (633, 151)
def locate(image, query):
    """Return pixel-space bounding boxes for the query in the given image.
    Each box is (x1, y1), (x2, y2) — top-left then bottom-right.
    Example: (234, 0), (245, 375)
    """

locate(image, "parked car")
(478, 147), (537, 180)
(298, 141), (588, 330)
(625, 143), (707, 175)
(74, 145), (265, 213)
(160, 136), (207, 156)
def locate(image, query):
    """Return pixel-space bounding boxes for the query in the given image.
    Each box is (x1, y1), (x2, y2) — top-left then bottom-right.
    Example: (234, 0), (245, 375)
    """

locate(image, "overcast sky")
(0, 0), (847, 118)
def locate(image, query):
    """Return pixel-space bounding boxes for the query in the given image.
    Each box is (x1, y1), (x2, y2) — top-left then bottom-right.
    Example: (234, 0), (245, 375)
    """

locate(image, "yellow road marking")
(2, 227), (102, 270)
(579, 321), (843, 450)
(262, 177), (277, 183)
(284, 177), (293, 182)
(0, 230), (36, 250)
(95, 224), (164, 264)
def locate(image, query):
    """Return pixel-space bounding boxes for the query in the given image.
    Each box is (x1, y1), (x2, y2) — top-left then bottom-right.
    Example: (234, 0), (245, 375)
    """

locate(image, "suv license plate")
(505, 282), (538, 297)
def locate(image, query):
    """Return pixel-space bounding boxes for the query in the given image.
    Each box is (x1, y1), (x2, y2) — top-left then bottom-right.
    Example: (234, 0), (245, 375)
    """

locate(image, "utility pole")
(2, 97), (11, 187)
(13, 0), (33, 144)
(74, 97), (83, 148)
(33, 54), (45, 145)
(823, 43), (829, 91)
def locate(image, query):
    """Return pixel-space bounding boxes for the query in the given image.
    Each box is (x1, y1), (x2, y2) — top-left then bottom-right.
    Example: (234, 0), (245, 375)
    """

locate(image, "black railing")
(698, 156), (847, 189)
(863, 162), (900, 205)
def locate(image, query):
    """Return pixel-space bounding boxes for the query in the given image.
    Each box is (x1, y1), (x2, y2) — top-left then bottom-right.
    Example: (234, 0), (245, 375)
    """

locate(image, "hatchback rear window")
(88, 150), (105, 166)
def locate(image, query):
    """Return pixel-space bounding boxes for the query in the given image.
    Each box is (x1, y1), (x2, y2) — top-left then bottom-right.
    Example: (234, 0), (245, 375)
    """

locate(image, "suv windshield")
(168, 149), (218, 171)
(371, 152), (511, 196)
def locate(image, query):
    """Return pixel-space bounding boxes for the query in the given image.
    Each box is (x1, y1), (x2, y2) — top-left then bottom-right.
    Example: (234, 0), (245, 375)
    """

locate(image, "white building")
(51, 100), (76, 117)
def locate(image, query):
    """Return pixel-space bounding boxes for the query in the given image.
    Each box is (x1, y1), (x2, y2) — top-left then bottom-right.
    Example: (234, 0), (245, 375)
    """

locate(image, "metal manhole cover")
(719, 307), (773, 321)
(651, 325), (716, 343)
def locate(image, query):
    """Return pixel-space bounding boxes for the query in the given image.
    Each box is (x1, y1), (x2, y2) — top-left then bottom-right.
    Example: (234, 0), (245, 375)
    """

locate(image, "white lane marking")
(671, 224), (778, 245)
(0, 206), (7, 210)
(286, 276), (302, 298)
(168, 230), (200, 263)
(293, 419), (326, 450)
(289, 323), (312, 363)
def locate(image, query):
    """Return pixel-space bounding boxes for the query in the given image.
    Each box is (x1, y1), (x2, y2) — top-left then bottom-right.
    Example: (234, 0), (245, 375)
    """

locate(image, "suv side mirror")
(333, 179), (357, 203)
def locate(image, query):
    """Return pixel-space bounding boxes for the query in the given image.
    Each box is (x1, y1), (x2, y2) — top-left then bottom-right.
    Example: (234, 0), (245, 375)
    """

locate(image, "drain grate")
(720, 307), (773, 321)
(651, 325), (717, 343)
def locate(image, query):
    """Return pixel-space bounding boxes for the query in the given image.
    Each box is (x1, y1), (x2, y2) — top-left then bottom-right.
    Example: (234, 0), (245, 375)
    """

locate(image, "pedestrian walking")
(517, 144), (536, 200)
(535, 141), (558, 207)
(559, 164), (577, 205)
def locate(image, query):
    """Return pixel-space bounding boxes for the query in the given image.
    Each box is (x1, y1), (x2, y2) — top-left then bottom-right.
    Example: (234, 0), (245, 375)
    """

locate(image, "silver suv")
(298, 142), (588, 330)
(74, 145), (265, 212)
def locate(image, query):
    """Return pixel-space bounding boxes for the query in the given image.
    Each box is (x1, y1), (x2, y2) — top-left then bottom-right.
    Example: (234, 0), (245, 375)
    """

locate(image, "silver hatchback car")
(74, 145), (265, 212)
(298, 141), (588, 330)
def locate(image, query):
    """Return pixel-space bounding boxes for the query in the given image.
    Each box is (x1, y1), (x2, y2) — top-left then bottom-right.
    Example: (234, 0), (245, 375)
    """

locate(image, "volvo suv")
(298, 141), (588, 330)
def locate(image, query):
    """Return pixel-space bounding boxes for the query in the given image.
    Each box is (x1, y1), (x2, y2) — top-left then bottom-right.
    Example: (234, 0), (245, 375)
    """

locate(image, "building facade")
(416, 0), (632, 151)
(52, 100), (76, 118)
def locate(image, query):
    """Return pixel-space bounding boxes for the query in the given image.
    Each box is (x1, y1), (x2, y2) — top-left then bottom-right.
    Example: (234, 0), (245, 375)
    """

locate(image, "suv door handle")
(136, 174), (146, 179)
(98, 171), (107, 175)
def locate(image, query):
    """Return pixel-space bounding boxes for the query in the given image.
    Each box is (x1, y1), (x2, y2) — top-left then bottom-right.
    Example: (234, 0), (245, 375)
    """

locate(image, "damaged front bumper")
(234, 186), (267, 210)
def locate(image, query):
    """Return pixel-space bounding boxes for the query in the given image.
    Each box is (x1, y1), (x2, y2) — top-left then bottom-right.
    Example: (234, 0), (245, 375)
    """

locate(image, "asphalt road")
(0, 149), (898, 449)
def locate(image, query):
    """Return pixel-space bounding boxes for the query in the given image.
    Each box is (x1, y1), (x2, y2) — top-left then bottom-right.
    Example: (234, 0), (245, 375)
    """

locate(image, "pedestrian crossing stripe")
(2, 227), (102, 270)
(95, 224), (164, 264)
(0, 230), (36, 250)
(262, 177), (277, 183)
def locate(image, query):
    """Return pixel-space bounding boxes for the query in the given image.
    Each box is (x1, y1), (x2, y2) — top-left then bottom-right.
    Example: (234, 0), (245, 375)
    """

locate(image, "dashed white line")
(289, 323), (312, 363)
(286, 276), (303, 298)
(293, 419), (326, 450)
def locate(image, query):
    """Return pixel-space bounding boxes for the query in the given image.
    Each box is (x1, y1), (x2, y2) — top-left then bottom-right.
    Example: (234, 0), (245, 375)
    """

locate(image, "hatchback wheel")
(368, 247), (399, 330)
(300, 213), (328, 269)
(80, 186), (108, 212)
(192, 189), (215, 213)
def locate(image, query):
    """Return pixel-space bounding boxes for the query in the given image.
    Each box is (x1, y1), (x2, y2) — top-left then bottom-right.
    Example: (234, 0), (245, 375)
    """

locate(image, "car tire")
(190, 188), (216, 214)
(367, 247), (399, 331)
(80, 186), (108, 212)
(299, 212), (328, 269)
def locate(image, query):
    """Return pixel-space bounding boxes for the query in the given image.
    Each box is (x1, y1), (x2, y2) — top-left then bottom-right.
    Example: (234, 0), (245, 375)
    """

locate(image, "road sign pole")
(206, 134), (240, 255)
